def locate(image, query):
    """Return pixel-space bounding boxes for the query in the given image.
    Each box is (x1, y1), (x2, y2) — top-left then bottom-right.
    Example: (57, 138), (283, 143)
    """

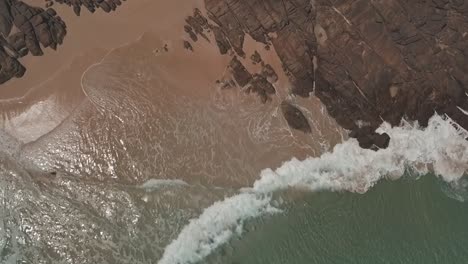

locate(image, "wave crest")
(159, 115), (468, 264)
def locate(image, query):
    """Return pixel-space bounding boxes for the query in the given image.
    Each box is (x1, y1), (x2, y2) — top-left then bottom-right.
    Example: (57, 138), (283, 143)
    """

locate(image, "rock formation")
(281, 101), (312, 134)
(0, 0), (67, 84)
(2, 0), (468, 150)
(0, 0), (126, 85)
(47, 0), (126, 16)
(185, 0), (468, 149)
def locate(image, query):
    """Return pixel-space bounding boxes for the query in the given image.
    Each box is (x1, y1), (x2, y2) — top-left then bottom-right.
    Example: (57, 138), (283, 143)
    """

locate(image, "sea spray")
(159, 193), (278, 264)
(159, 115), (468, 264)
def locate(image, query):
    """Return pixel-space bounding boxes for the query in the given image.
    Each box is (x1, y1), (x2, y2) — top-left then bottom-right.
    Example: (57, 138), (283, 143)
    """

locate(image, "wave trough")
(159, 115), (468, 264)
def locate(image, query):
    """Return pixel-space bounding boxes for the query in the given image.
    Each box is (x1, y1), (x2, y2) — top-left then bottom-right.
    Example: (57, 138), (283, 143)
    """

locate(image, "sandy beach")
(1, 0), (344, 187)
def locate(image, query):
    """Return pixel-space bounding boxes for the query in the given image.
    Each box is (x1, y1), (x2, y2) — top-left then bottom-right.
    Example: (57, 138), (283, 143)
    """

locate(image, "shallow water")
(0, 22), (345, 263)
(16, 32), (343, 188)
(0, 153), (231, 264)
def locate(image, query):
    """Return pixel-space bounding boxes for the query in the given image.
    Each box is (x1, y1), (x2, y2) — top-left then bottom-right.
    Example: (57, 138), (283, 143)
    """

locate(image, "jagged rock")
(212, 26), (230, 54)
(201, 0), (468, 149)
(0, 46), (26, 84)
(0, 0), (127, 85)
(0, 0), (67, 84)
(184, 25), (198, 42)
(280, 101), (312, 133)
(250, 50), (262, 64)
(228, 56), (252, 87)
(185, 8), (210, 42)
(350, 127), (390, 151)
(247, 74), (276, 103)
(183, 40), (193, 52)
(49, 0), (126, 15)
(261, 64), (278, 83)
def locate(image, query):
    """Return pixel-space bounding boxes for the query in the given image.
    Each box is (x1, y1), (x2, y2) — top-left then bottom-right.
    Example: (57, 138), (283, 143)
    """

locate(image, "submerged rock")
(281, 101), (312, 133)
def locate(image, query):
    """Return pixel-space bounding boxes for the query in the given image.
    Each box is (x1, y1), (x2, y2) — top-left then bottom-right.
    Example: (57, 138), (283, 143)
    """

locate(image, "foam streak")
(159, 115), (468, 264)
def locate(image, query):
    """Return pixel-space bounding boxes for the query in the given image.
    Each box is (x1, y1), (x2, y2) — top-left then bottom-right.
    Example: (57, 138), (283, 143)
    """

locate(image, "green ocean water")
(206, 176), (468, 264)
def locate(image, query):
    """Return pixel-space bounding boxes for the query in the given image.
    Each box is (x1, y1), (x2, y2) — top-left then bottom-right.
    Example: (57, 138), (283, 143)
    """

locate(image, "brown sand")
(1, 0), (345, 187)
(0, 0), (204, 99)
(1, 0), (208, 140)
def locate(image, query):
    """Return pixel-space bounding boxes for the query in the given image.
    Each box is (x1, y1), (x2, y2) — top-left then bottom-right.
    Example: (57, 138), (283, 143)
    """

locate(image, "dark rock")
(250, 50), (262, 64)
(373, 133), (391, 150)
(0, 0), (126, 85)
(0, 0), (67, 84)
(185, 8), (210, 42)
(247, 74), (276, 103)
(261, 64), (278, 83)
(200, 0), (468, 149)
(183, 40), (193, 52)
(281, 101), (312, 133)
(212, 26), (230, 54)
(184, 25), (198, 42)
(228, 56), (252, 87)
(350, 127), (390, 151)
(49, 0), (125, 15)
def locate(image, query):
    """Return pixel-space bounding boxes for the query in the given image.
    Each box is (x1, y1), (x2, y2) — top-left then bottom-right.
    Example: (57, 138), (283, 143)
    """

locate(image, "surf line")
(159, 114), (468, 264)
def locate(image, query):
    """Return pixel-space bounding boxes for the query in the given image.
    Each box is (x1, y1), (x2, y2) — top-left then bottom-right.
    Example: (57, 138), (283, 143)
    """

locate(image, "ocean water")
(206, 176), (468, 264)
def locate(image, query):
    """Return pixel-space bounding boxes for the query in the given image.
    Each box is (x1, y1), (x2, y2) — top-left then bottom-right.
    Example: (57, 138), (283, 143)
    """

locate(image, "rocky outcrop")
(225, 56), (278, 103)
(2, 0), (468, 150)
(350, 127), (390, 150)
(0, 0), (126, 85)
(191, 0), (468, 149)
(228, 56), (252, 87)
(281, 101), (312, 133)
(48, 0), (126, 16)
(0, 0), (67, 84)
(183, 40), (193, 51)
(247, 73), (276, 103)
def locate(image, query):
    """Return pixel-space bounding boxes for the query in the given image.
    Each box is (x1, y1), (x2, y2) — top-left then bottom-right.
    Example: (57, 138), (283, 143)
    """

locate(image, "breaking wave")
(159, 114), (468, 264)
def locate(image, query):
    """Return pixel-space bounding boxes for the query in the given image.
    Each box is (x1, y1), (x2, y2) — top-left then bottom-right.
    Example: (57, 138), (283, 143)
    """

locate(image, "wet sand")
(1, 0), (345, 187)
(1, 0), (206, 141)
(1, 0), (203, 99)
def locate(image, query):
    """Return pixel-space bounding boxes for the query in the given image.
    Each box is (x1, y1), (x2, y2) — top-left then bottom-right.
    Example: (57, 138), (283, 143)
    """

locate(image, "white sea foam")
(458, 106), (468, 116)
(140, 179), (189, 190)
(159, 115), (468, 264)
(158, 193), (279, 264)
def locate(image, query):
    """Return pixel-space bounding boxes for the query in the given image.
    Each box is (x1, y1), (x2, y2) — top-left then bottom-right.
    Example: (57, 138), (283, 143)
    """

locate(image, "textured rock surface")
(0, 0), (125, 85)
(191, 0), (468, 148)
(0, 0), (67, 84)
(2, 0), (468, 150)
(281, 101), (312, 133)
(247, 73), (276, 103)
(48, 0), (126, 16)
(228, 56), (252, 87)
